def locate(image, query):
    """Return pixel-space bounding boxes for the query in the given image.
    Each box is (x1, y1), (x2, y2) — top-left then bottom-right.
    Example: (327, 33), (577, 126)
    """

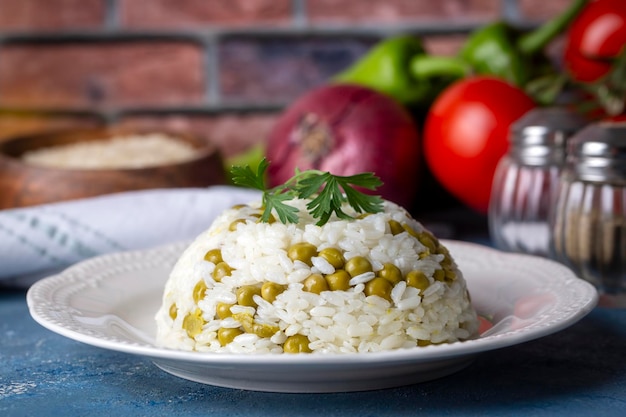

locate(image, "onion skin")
(266, 84), (421, 208)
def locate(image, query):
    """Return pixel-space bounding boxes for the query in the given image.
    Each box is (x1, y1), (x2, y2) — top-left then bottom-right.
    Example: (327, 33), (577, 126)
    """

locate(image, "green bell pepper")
(332, 35), (430, 106)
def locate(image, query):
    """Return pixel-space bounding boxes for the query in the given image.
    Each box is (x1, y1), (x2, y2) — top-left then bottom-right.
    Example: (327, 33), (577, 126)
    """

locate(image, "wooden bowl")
(0, 128), (226, 209)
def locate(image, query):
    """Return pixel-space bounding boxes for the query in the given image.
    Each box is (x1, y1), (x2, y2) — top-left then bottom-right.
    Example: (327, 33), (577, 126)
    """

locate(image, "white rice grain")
(311, 256), (335, 275)
(348, 271), (375, 286)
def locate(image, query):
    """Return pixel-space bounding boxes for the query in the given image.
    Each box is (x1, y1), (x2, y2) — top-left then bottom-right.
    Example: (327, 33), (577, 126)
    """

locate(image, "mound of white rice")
(155, 198), (479, 354)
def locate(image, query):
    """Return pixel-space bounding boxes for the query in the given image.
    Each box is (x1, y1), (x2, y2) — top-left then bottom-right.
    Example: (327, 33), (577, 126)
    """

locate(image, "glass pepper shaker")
(489, 107), (587, 256)
(550, 122), (626, 307)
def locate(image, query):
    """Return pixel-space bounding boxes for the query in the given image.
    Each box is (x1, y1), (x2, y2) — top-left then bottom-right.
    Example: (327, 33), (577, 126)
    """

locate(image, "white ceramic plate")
(27, 240), (598, 393)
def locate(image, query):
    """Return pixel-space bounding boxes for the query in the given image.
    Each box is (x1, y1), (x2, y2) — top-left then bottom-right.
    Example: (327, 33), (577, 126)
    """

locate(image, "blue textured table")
(2, 281), (626, 416)
(2, 211), (626, 417)
(0, 292), (626, 417)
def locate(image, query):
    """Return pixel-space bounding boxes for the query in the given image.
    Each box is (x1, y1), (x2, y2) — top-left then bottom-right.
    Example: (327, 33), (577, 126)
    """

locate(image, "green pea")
(440, 254), (453, 268)
(283, 334), (312, 353)
(433, 269), (446, 282)
(252, 212), (276, 224)
(212, 262), (233, 282)
(168, 303), (177, 320)
(388, 220), (404, 235)
(216, 302), (233, 319)
(203, 248), (223, 264)
(232, 312), (254, 334)
(406, 270), (430, 293)
(251, 322), (279, 338)
(318, 247), (345, 269)
(303, 274), (329, 294)
(444, 267), (457, 283)
(261, 282), (285, 303)
(438, 245), (451, 257)
(378, 263), (403, 285)
(345, 256), (372, 277)
(192, 280), (207, 304)
(418, 232), (438, 253)
(402, 224), (420, 239)
(236, 285), (261, 307)
(325, 269), (351, 291)
(218, 327), (243, 346)
(287, 242), (318, 266)
(182, 308), (205, 338)
(364, 277), (393, 301)
(228, 218), (247, 231)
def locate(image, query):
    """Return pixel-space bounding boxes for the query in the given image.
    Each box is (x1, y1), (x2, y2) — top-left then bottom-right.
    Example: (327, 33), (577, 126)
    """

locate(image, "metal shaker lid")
(511, 107), (588, 146)
(567, 121), (626, 183)
(510, 107), (588, 165)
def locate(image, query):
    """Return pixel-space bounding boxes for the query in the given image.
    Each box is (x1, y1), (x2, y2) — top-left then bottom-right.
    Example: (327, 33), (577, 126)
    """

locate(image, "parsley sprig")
(230, 158), (384, 226)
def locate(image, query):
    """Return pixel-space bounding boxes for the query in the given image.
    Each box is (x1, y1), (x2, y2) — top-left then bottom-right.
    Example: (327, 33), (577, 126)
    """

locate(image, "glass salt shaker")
(489, 107), (587, 256)
(550, 122), (626, 307)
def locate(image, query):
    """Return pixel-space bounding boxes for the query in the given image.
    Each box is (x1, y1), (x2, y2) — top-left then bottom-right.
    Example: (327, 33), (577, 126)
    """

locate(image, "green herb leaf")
(303, 174), (354, 225)
(230, 158), (384, 226)
(342, 175), (384, 213)
(230, 158), (269, 191)
(294, 171), (328, 200)
(263, 192), (300, 224)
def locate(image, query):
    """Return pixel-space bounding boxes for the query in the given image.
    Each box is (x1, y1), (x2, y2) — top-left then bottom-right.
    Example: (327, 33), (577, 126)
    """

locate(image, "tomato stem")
(517, 0), (588, 55)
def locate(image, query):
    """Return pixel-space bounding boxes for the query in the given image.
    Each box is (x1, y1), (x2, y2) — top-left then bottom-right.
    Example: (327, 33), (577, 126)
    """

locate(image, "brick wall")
(0, 0), (573, 157)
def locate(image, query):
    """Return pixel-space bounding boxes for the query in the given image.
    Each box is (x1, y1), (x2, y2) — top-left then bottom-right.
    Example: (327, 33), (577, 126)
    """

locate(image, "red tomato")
(423, 77), (536, 214)
(477, 316), (494, 335)
(564, 0), (626, 82)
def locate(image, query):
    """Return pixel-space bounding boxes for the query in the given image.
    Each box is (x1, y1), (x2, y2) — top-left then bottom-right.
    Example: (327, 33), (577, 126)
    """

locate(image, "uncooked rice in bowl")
(21, 133), (198, 169)
(155, 198), (479, 354)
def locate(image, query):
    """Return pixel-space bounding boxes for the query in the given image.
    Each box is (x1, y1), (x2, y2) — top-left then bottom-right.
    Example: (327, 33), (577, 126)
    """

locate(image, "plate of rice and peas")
(27, 160), (598, 393)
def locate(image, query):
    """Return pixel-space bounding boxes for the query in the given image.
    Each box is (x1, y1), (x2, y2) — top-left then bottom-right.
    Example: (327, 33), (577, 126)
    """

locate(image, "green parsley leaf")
(229, 158), (269, 191)
(340, 174), (384, 214)
(230, 158), (384, 226)
(300, 174), (355, 225)
(262, 192), (299, 224)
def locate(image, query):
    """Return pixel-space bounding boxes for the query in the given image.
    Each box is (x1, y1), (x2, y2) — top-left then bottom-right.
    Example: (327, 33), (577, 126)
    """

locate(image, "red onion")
(266, 84), (421, 208)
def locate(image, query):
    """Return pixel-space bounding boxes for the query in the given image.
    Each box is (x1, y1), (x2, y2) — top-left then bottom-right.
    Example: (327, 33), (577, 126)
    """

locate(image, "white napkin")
(0, 186), (261, 287)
